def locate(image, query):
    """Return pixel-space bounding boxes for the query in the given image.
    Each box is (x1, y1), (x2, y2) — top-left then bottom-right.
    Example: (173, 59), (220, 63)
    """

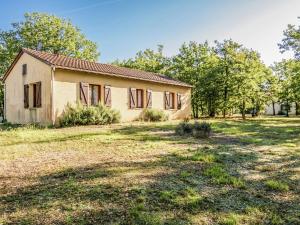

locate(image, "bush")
(175, 121), (193, 136)
(192, 121), (211, 138)
(59, 102), (120, 127)
(175, 121), (212, 138)
(139, 109), (168, 122)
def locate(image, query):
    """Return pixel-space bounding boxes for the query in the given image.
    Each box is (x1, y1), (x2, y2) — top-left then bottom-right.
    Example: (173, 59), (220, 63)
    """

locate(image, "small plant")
(59, 102), (121, 127)
(265, 179), (289, 192)
(204, 164), (245, 188)
(190, 151), (216, 163)
(139, 109), (168, 122)
(175, 121), (193, 136)
(175, 121), (212, 138)
(192, 121), (212, 138)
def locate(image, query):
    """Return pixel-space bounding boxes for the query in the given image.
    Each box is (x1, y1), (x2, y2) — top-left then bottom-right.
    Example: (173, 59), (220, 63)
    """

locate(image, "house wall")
(4, 53), (52, 124)
(265, 102), (296, 115)
(53, 69), (191, 123)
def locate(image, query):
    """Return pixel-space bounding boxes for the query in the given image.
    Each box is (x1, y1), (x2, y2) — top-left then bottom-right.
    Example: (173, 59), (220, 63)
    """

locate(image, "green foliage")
(139, 108), (168, 122)
(175, 121), (211, 138)
(59, 103), (120, 127)
(0, 12), (100, 120)
(265, 179), (289, 192)
(272, 59), (300, 116)
(175, 121), (193, 136)
(116, 40), (273, 119)
(113, 45), (170, 75)
(192, 121), (212, 138)
(279, 21), (300, 59)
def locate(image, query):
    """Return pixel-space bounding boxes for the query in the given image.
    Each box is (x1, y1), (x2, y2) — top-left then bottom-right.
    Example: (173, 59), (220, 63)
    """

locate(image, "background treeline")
(114, 41), (275, 118)
(114, 19), (300, 118)
(1, 12), (300, 119)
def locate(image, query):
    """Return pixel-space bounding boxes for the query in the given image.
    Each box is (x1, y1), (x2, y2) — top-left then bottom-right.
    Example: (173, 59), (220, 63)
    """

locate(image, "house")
(2, 48), (192, 125)
(265, 102), (297, 115)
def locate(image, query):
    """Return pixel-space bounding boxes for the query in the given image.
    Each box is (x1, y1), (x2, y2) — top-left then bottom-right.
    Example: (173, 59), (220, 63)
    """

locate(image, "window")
(22, 64), (27, 75)
(89, 84), (101, 106)
(136, 89), (144, 108)
(32, 82), (41, 108)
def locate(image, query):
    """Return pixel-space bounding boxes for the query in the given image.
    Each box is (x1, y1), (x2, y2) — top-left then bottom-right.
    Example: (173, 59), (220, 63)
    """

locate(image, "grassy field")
(0, 117), (300, 225)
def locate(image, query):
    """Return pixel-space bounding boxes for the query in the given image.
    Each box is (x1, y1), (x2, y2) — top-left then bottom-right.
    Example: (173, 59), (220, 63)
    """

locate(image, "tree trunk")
(272, 101), (275, 116)
(241, 100), (246, 120)
(286, 100), (289, 117)
(223, 86), (228, 118)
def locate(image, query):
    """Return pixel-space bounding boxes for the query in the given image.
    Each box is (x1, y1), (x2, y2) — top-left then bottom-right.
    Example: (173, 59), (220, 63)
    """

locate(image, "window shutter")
(129, 88), (136, 109)
(164, 92), (170, 109)
(177, 93), (182, 110)
(22, 64), (27, 75)
(36, 82), (42, 107)
(104, 85), (111, 107)
(146, 89), (152, 108)
(24, 84), (29, 108)
(80, 82), (89, 105)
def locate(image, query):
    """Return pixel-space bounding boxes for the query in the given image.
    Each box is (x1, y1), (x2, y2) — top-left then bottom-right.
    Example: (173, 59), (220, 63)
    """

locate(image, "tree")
(113, 45), (170, 75)
(0, 12), (100, 120)
(171, 41), (221, 118)
(273, 60), (300, 116)
(279, 19), (300, 59)
(214, 40), (245, 118)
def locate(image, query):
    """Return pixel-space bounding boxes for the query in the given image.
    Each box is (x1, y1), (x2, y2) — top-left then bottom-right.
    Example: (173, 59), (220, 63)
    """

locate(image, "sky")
(0, 0), (299, 66)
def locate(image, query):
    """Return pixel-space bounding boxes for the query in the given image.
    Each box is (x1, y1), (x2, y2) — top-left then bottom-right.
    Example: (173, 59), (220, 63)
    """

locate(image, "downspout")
(50, 66), (55, 125)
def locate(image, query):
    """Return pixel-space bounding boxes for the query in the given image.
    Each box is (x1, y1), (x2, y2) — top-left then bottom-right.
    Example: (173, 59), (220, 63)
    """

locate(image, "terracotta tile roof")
(8, 48), (191, 87)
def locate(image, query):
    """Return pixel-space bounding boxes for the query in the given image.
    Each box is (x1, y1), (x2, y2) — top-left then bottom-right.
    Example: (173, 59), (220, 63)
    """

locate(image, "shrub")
(175, 121), (212, 138)
(139, 109), (168, 122)
(59, 102), (120, 127)
(175, 121), (193, 136)
(192, 121), (211, 138)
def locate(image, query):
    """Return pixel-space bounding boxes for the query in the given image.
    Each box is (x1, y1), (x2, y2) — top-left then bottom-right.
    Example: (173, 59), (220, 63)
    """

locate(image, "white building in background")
(265, 102), (296, 115)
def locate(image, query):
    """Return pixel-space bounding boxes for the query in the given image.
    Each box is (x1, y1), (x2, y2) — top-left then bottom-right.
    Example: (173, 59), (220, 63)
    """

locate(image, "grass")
(0, 117), (300, 224)
(265, 179), (290, 192)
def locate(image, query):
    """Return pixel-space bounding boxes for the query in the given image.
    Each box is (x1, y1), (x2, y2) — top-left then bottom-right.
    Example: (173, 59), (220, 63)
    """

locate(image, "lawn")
(0, 117), (300, 224)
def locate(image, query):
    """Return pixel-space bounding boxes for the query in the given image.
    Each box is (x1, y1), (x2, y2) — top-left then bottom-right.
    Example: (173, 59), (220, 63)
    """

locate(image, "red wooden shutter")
(104, 85), (111, 107)
(36, 82), (42, 107)
(129, 88), (136, 109)
(164, 92), (170, 109)
(146, 90), (152, 108)
(24, 84), (29, 108)
(177, 93), (182, 109)
(80, 82), (89, 105)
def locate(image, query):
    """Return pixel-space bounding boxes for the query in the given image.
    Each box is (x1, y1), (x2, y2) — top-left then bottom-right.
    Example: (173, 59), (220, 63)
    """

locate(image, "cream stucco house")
(2, 48), (192, 125)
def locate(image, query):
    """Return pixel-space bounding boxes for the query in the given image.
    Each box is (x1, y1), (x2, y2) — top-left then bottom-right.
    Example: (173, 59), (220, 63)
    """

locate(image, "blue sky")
(0, 0), (299, 65)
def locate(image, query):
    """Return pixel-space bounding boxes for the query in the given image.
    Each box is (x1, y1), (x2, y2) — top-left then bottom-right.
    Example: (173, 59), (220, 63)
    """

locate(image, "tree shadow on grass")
(1, 144), (299, 224)
(1, 121), (300, 224)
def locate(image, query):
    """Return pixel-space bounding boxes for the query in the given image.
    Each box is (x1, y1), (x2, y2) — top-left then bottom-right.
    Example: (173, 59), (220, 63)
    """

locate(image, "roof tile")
(22, 48), (192, 87)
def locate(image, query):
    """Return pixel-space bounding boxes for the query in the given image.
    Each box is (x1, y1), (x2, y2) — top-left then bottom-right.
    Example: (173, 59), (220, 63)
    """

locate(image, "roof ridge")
(12, 48), (192, 87)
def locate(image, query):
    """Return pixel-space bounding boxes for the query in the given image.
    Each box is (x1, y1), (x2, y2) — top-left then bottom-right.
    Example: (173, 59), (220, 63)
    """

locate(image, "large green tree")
(113, 45), (170, 75)
(171, 41), (221, 118)
(0, 12), (100, 120)
(279, 20), (300, 59)
(273, 59), (300, 116)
